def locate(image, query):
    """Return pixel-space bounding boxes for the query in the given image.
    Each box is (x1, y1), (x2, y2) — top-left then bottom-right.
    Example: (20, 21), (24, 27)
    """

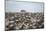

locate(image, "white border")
(0, 0), (46, 31)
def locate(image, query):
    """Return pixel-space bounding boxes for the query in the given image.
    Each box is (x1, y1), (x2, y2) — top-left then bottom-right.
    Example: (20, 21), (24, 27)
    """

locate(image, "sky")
(5, 0), (44, 13)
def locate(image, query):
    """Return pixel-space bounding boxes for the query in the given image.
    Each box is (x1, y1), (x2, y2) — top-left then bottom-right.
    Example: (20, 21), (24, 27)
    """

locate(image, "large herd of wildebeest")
(5, 12), (44, 31)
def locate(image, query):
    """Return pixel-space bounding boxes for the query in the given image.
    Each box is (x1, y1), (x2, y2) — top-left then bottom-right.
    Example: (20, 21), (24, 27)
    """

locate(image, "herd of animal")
(5, 12), (44, 31)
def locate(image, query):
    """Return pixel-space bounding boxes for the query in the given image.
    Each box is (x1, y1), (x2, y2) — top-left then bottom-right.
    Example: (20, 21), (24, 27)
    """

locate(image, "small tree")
(21, 10), (26, 12)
